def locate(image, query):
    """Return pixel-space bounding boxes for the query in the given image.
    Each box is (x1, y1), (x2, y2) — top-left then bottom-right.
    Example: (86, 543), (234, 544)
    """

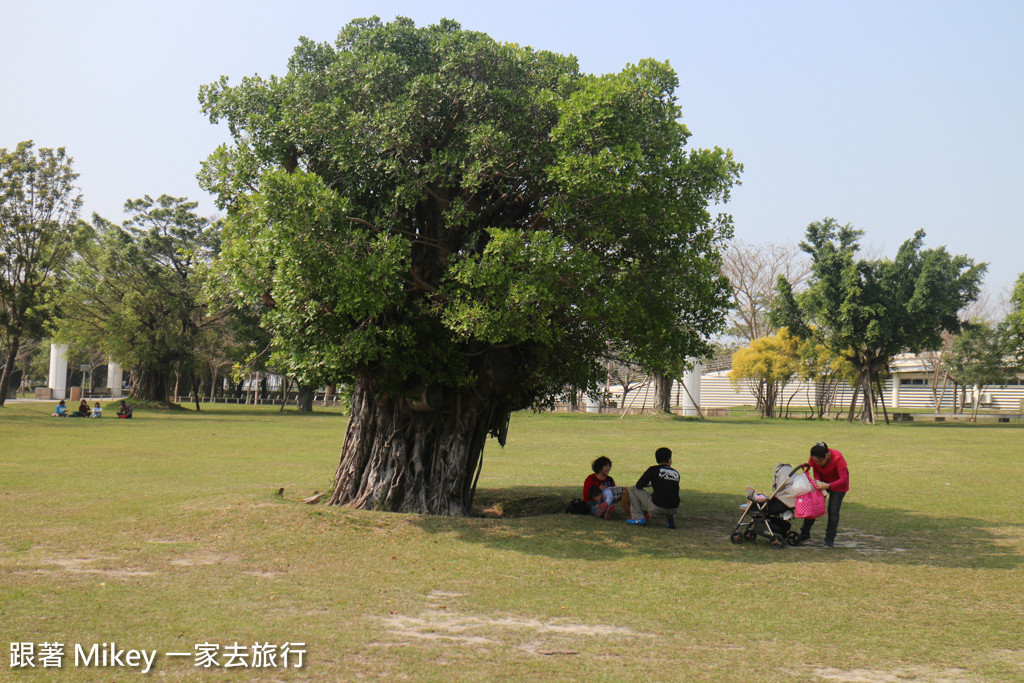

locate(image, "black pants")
(800, 491), (846, 544)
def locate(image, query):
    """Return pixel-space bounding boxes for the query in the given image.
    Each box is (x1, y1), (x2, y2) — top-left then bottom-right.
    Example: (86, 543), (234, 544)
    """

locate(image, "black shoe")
(799, 531), (811, 542)
(666, 515), (676, 529)
(823, 540), (835, 548)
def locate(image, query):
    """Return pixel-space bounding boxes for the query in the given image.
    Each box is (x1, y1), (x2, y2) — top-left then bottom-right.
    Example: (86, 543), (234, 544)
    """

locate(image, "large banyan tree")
(199, 17), (740, 515)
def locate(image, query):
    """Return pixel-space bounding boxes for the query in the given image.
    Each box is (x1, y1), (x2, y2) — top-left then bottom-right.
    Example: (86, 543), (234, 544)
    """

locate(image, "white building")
(605, 353), (1024, 414)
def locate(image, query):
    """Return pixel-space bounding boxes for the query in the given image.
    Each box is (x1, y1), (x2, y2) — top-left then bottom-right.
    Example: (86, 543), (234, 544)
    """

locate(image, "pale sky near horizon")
(3, 0), (1022, 302)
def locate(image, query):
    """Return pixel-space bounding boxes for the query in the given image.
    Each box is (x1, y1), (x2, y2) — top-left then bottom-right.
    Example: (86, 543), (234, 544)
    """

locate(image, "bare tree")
(721, 240), (811, 342)
(14, 338), (42, 395)
(605, 359), (647, 408)
(915, 330), (962, 413)
(959, 292), (998, 325)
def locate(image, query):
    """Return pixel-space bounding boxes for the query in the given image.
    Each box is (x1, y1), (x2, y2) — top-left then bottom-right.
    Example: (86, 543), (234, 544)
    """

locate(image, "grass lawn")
(1, 401), (1021, 681)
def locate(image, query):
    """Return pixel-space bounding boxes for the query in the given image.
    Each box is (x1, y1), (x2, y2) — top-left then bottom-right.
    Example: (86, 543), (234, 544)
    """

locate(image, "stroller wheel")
(730, 531), (744, 544)
(770, 536), (785, 550)
(786, 531), (801, 546)
(743, 528), (757, 542)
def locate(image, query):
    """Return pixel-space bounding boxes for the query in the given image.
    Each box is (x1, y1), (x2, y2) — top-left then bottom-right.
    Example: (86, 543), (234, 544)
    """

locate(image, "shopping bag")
(787, 471), (814, 496)
(794, 486), (827, 519)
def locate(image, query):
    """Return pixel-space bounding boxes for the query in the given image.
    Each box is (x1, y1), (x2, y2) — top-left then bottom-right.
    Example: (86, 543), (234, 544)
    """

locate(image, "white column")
(48, 343), (69, 400)
(107, 361), (123, 398)
(681, 360), (703, 417)
(891, 371), (900, 409)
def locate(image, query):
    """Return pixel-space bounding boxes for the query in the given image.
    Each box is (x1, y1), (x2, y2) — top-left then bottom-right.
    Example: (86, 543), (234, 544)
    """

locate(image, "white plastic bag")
(788, 471), (814, 496)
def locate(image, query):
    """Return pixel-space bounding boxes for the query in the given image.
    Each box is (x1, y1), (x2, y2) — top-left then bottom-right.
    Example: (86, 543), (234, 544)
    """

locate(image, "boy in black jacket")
(627, 447), (680, 528)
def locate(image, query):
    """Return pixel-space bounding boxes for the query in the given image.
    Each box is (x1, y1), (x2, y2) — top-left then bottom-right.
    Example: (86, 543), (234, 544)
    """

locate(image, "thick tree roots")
(329, 381), (509, 516)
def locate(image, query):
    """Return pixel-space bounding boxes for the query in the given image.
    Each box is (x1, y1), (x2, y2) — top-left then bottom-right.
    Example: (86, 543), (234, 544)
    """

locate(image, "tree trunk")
(209, 364), (219, 401)
(568, 388), (580, 412)
(130, 367), (169, 402)
(933, 368), (948, 413)
(16, 344), (31, 395)
(875, 373), (889, 424)
(297, 383), (315, 413)
(846, 369), (863, 422)
(753, 378), (766, 417)
(821, 379), (833, 418)
(0, 336), (20, 407)
(652, 372), (673, 414)
(783, 386), (798, 418)
(765, 380), (778, 418)
(329, 378), (509, 516)
(860, 370), (876, 424)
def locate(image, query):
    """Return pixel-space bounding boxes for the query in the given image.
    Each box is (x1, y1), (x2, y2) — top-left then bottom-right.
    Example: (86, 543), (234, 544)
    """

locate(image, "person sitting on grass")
(582, 456), (630, 520)
(52, 400), (67, 417)
(627, 447), (680, 528)
(76, 399), (90, 417)
(116, 400), (133, 419)
(92, 402), (102, 418)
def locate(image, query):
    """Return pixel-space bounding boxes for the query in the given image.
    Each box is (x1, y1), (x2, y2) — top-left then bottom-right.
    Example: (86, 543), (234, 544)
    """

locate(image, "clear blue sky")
(4, 0), (1022, 298)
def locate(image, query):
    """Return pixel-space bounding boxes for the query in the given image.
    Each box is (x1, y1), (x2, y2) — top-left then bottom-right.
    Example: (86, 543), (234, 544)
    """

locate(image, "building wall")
(605, 372), (1024, 412)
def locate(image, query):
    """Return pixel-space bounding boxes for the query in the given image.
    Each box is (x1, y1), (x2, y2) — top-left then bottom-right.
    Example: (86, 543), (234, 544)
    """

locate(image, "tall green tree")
(55, 195), (222, 402)
(200, 17), (740, 515)
(946, 322), (1009, 420)
(1004, 272), (1024, 371)
(0, 141), (83, 406)
(771, 218), (985, 424)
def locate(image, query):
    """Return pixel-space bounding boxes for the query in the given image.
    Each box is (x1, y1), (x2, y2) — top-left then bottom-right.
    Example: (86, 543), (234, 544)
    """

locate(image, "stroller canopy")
(772, 464), (812, 507)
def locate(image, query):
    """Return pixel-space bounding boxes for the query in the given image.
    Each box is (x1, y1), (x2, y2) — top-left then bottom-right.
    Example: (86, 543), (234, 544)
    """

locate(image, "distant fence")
(65, 391), (343, 407)
(548, 402), (1023, 422)
(194, 394), (342, 407)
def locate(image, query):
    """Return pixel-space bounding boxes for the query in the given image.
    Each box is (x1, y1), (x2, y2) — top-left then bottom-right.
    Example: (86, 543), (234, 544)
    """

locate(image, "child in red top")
(582, 457), (630, 520)
(800, 442), (850, 547)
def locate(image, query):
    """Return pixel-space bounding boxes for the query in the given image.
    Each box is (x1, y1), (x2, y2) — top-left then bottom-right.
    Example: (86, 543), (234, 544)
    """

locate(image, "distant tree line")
(723, 220), (1023, 422)
(4, 142), (1023, 426)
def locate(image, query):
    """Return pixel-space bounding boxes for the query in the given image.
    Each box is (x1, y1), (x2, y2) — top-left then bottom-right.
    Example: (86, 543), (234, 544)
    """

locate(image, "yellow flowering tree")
(729, 329), (801, 417)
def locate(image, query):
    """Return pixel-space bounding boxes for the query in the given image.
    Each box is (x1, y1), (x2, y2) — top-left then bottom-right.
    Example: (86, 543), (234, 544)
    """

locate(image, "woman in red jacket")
(800, 441), (850, 547)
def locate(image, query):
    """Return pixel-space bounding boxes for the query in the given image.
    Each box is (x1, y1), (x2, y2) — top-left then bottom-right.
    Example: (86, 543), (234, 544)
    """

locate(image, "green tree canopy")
(771, 218), (985, 423)
(199, 17), (740, 514)
(54, 195), (223, 402)
(0, 141), (84, 406)
(946, 321), (1010, 419)
(1004, 272), (1024, 370)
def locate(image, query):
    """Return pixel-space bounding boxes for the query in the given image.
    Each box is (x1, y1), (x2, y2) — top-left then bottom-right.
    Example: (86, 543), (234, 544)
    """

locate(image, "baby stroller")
(730, 463), (813, 550)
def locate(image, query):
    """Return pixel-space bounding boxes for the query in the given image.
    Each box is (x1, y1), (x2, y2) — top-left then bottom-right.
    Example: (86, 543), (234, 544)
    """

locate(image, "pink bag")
(794, 487), (827, 519)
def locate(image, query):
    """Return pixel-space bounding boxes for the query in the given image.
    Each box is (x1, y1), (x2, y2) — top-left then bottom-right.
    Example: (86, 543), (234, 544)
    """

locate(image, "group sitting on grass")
(583, 447), (680, 528)
(583, 442), (849, 547)
(51, 399), (132, 419)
